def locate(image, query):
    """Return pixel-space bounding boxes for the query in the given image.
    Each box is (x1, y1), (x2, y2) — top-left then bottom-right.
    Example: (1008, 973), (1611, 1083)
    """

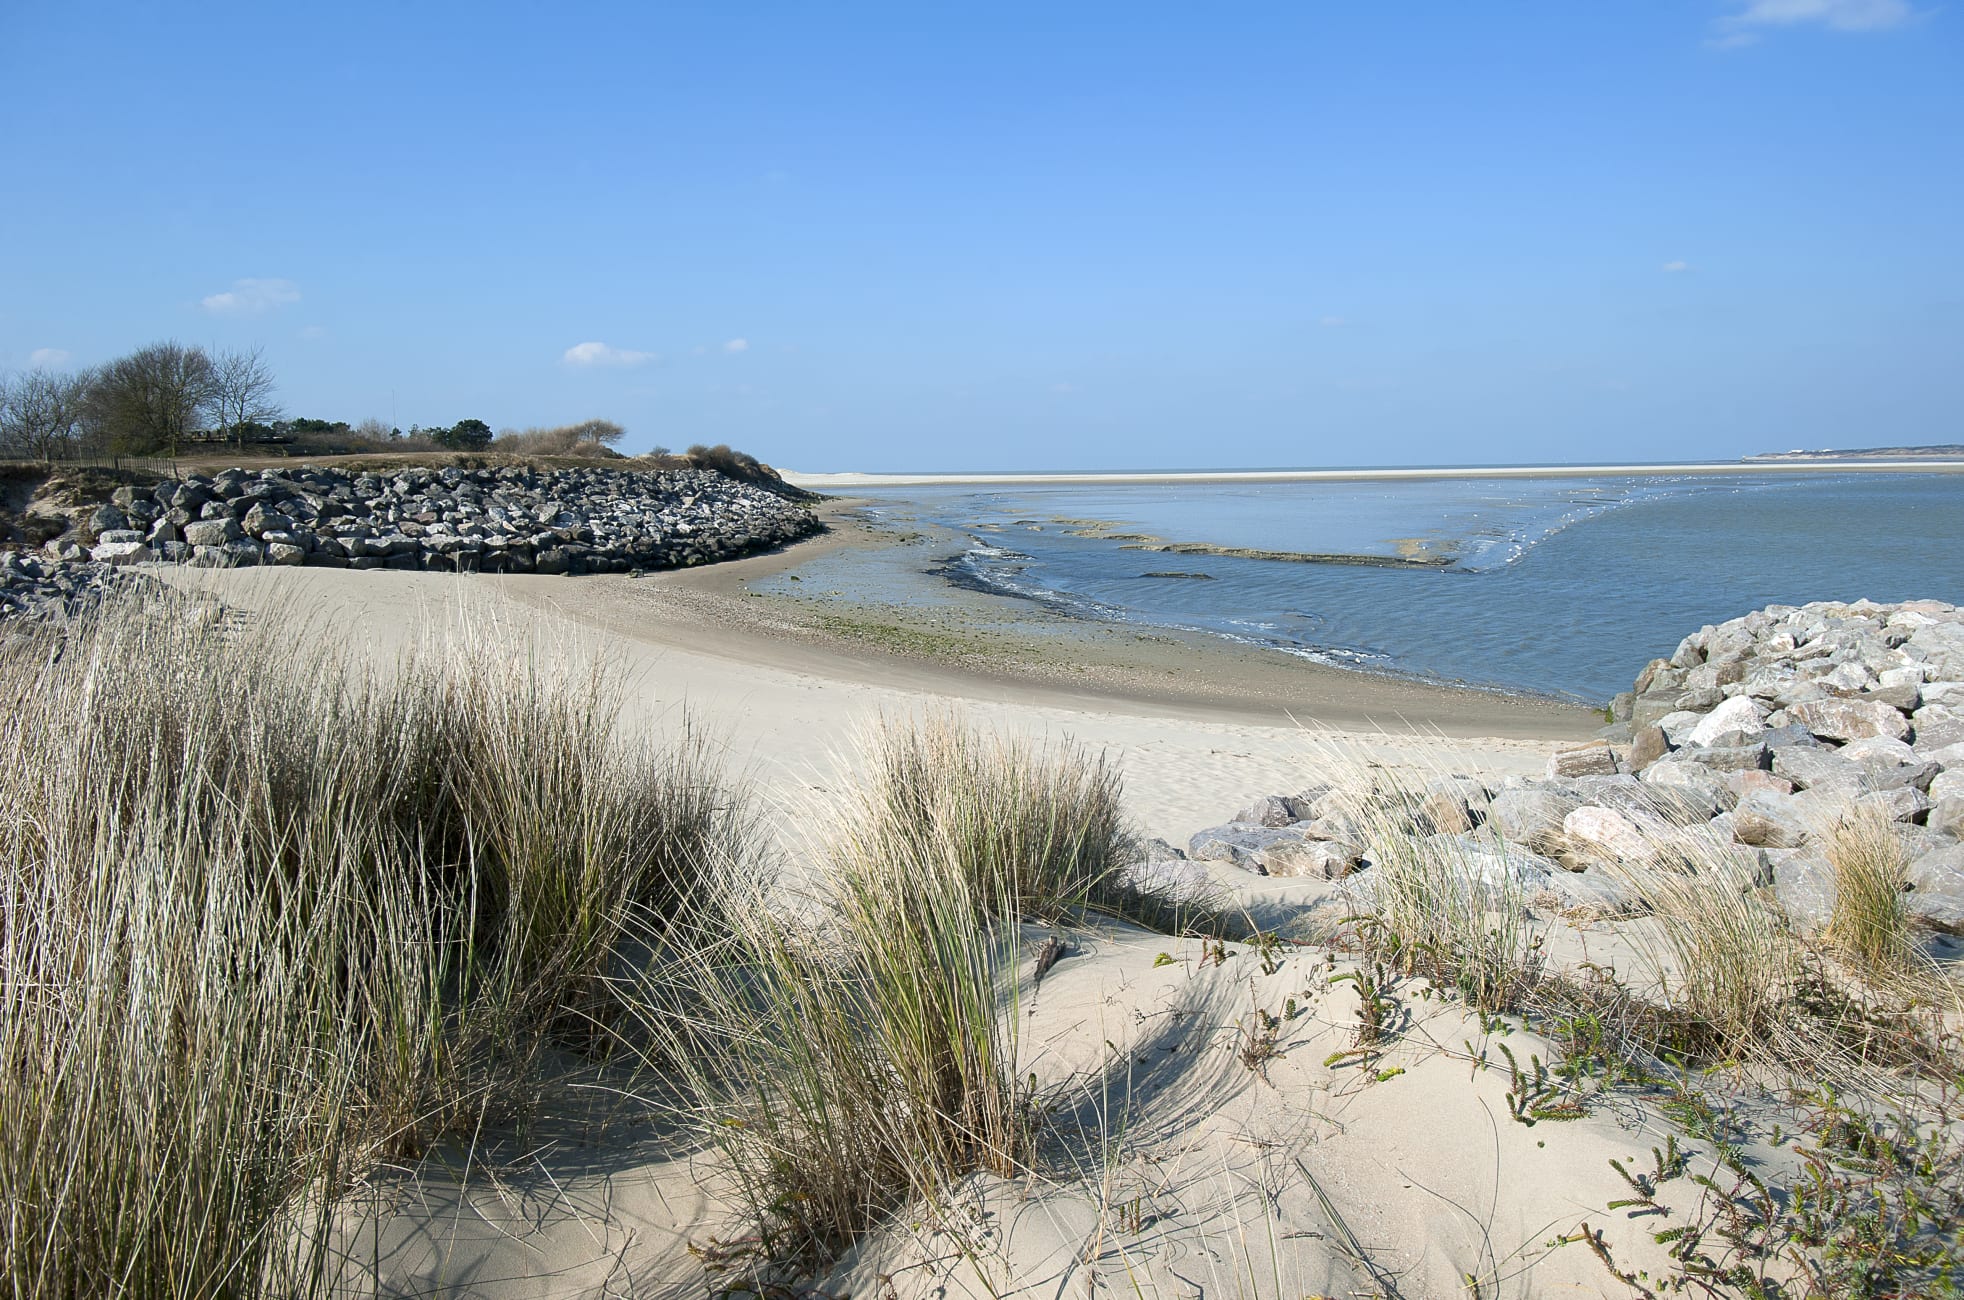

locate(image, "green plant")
(626, 716), (1046, 1276)
(0, 590), (739, 1296)
(1823, 810), (1915, 975)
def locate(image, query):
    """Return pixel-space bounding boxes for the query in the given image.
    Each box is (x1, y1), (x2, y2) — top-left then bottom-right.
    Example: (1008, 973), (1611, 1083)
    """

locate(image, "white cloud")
(1714, 0), (1913, 45)
(28, 347), (72, 367)
(723, 338), (750, 353)
(201, 277), (301, 315)
(562, 341), (658, 368)
(1662, 260), (1692, 272)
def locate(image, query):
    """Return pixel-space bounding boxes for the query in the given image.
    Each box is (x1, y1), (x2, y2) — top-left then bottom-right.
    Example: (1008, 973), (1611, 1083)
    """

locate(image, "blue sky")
(2, 1), (1957, 471)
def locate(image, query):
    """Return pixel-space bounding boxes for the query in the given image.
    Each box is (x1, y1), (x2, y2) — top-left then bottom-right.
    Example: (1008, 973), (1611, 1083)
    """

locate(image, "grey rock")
(1771, 745), (1862, 793)
(1259, 838), (1364, 879)
(1187, 824), (1309, 873)
(1546, 739), (1618, 779)
(1906, 845), (1964, 934)
(182, 518), (242, 547)
(1234, 795), (1303, 828)
(1912, 706), (1964, 752)
(1489, 785), (1584, 854)
(1773, 851), (1836, 934)
(1733, 791), (1812, 848)
(1786, 697), (1911, 743)
(1629, 723), (1670, 771)
(1686, 696), (1766, 746)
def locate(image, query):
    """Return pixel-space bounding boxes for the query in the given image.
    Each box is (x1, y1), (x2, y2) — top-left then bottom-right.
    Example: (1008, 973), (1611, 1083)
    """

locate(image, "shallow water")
(768, 473), (1964, 703)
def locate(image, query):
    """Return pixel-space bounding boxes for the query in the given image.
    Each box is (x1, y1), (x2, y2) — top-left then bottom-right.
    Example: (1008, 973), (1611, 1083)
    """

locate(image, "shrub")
(1824, 808), (1914, 974)
(432, 417), (493, 450)
(845, 714), (1145, 923)
(491, 418), (627, 458)
(632, 719), (1045, 1273)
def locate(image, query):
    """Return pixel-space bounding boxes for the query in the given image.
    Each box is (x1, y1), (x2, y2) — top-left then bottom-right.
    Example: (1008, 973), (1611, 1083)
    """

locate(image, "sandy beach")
(165, 513), (1597, 847)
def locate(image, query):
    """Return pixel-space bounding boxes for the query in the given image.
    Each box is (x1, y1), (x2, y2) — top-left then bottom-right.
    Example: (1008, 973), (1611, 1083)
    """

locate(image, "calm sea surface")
(770, 473), (1964, 704)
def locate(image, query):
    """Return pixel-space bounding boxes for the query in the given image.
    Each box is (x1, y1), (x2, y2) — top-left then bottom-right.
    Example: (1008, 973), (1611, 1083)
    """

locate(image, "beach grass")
(0, 591), (740, 1297)
(627, 715), (1218, 1277)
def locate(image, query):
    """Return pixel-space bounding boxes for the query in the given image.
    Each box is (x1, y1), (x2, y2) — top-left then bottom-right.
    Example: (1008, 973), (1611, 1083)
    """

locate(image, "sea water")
(769, 472), (1964, 704)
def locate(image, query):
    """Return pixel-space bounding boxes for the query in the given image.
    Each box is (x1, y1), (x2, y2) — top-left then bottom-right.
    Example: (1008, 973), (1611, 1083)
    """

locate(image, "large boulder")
(1561, 806), (1652, 865)
(182, 517), (243, 547)
(1686, 696), (1767, 748)
(1907, 845), (1964, 935)
(1786, 697), (1911, 743)
(1259, 838), (1365, 879)
(1187, 824), (1309, 874)
(89, 540), (153, 566)
(1912, 706), (1964, 752)
(1772, 851), (1836, 935)
(1770, 745), (1862, 793)
(1233, 795), (1306, 828)
(1732, 791), (1812, 849)
(1488, 785), (1584, 854)
(1546, 740), (1618, 779)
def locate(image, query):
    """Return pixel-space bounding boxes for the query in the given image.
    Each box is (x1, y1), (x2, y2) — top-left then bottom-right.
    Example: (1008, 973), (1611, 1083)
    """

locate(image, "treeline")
(0, 340), (646, 462)
(0, 341), (277, 460)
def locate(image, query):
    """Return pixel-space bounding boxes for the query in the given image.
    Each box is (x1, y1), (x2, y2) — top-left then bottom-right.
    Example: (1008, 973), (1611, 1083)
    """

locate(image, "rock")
(1838, 736), (1938, 792)
(1733, 791), (1812, 849)
(182, 518), (243, 547)
(1186, 824), (1309, 873)
(85, 504), (127, 538)
(1912, 706), (1964, 752)
(1628, 723), (1670, 771)
(1686, 696), (1766, 747)
(1771, 745), (1862, 793)
(1489, 786), (1584, 854)
(1674, 742), (1768, 774)
(1561, 806), (1652, 865)
(1233, 795), (1304, 828)
(1726, 769), (1794, 801)
(1656, 710), (1706, 748)
(1634, 761), (1736, 819)
(1546, 740), (1618, 779)
(266, 542), (307, 566)
(1773, 851), (1836, 935)
(1259, 838), (1364, 879)
(1532, 868), (1648, 920)
(1786, 697), (1911, 743)
(88, 540), (154, 566)
(1857, 785), (1932, 823)
(1904, 844), (1964, 934)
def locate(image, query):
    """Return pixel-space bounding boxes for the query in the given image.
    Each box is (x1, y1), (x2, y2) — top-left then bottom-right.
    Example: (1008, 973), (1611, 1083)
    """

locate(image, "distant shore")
(784, 458), (1964, 489)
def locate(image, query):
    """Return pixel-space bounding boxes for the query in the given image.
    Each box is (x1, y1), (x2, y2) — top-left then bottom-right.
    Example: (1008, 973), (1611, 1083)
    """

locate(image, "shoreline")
(154, 511), (1599, 845)
(784, 458), (1964, 488)
(589, 503), (1603, 736)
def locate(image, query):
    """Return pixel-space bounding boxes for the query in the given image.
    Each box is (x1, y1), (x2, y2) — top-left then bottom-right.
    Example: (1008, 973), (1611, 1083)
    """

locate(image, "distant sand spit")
(784, 458), (1964, 488)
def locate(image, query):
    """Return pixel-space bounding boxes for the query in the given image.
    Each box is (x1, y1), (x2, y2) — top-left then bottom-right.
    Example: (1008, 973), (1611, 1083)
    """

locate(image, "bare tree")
(210, 346), (281, 449)
(0, 367), (93, 463)
(87, 341), (217, 456)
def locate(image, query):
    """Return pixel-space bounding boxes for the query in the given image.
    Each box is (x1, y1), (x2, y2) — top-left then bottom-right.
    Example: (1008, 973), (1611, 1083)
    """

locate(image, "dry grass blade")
(0, 588), (740, 1297)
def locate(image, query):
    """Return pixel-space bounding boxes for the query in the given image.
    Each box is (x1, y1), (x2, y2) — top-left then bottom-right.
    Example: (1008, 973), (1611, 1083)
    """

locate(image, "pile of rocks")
(1149, 599), (1964, 939)
(0, 549), (151, 621)
(40, 463), (819, 576)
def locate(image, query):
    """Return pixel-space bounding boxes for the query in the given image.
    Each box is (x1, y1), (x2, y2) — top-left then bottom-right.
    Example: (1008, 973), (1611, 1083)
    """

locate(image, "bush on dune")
(631, 715), (1208, 1275)
(491, 418), (627, 458)
(0, 592), (739, 1297)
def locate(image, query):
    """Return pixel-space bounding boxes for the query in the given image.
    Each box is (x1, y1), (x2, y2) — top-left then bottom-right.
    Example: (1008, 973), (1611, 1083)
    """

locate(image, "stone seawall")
(1, 462), (821, 618)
